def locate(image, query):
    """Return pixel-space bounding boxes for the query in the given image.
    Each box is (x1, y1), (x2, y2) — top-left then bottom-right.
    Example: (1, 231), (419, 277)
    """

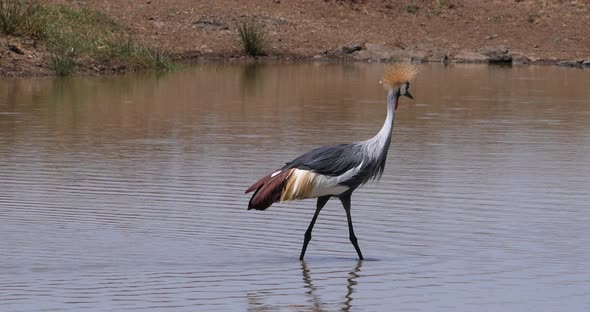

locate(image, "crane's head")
(381, 63), (418, 109)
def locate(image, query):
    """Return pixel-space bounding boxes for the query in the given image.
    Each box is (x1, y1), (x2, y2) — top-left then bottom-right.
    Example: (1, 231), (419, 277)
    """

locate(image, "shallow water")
(1, 64), (589, 311)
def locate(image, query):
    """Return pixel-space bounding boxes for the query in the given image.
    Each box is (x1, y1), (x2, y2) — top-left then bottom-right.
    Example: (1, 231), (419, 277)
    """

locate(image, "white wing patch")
(280, 162), (364, 201)
(309, 162), (362, 197)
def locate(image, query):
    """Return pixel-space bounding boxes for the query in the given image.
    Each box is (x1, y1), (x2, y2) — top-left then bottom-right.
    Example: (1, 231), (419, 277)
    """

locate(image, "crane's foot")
(300, 232), (312, 260)
(350, 235), (364, 260)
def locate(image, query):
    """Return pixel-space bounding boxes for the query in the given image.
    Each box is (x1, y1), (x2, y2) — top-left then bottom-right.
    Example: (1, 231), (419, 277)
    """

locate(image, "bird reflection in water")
(246, 260), (363, 311)
(301, 260), (363, 312)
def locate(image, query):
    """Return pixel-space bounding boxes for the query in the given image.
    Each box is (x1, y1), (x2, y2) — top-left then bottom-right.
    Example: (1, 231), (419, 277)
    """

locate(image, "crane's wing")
(282, 143), (363, 176)
(246, 143), (364, 210)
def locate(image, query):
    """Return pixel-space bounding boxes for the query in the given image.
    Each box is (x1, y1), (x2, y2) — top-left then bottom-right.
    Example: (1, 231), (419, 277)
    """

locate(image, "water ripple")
(1, 64), (589, 311)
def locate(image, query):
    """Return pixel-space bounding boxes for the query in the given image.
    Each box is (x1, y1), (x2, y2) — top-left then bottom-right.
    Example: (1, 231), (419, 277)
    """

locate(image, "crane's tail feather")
(246, 169), (319, 210)
(245, 172), (273, 194)
(247, 170), (290, 210)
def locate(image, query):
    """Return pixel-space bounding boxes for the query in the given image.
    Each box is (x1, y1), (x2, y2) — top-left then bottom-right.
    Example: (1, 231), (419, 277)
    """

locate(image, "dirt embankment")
(2, 0), (590, 77)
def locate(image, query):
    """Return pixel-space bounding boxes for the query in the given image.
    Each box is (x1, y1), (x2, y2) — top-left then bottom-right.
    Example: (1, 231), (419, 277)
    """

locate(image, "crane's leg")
(339, 194), (364, 260)
(300, 196), (330, 260)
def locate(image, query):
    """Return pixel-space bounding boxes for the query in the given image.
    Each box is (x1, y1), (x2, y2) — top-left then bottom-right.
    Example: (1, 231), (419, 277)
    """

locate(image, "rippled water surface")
(1, 64), (589, 311)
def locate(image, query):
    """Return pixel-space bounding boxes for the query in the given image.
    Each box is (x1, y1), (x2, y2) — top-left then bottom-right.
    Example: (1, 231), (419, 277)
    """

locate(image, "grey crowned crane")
(246, 63), (418, 260)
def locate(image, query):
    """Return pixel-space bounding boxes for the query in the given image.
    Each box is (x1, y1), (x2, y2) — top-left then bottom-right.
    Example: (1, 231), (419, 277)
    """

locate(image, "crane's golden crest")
(381, 63), (418, 90)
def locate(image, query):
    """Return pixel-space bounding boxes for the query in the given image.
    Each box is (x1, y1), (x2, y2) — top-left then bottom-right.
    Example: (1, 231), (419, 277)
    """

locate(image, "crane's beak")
(404, 90), (414, 100)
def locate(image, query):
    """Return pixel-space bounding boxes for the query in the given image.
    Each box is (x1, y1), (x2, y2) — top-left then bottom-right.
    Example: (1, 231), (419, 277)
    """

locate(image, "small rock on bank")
(557, 60), (590, 68)
(8, 44), (25, 55)
(477, 45), (511, 63)
(453, 51), (489, 63)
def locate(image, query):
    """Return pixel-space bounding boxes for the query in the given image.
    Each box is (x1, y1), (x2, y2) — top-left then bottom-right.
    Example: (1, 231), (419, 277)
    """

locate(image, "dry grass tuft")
(238, 19), (267, 57)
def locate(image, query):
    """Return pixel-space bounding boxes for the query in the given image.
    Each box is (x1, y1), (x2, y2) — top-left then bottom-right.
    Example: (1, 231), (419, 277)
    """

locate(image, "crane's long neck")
(373, 89), (398, 145)
(353, 89), (399, 183)
(358, 88), (398, 174)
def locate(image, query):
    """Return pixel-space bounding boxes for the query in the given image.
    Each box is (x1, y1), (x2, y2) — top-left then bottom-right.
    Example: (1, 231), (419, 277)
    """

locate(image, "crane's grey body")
(283, 89), (397, 193)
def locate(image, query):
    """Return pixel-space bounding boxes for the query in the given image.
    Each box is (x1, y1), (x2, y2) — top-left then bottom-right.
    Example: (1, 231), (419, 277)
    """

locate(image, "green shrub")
(1, 1), (174, 75)
(0, 0), (41, 36)
(404, 4), (419, 14)
(50, 49), (76, 76)
(112, 39), (173, 70)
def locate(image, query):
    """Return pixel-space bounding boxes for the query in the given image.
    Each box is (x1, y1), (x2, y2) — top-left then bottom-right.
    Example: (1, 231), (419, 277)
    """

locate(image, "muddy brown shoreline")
(2, 0), (589, 77)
